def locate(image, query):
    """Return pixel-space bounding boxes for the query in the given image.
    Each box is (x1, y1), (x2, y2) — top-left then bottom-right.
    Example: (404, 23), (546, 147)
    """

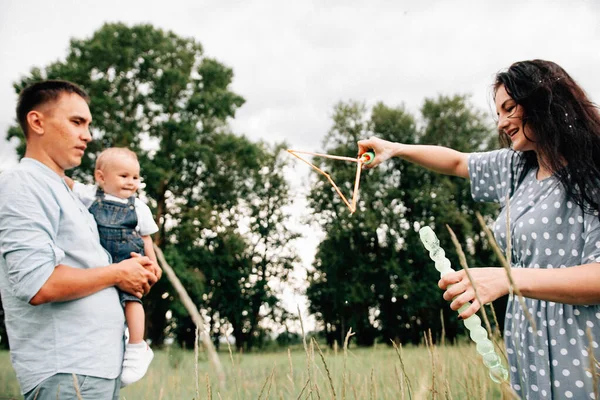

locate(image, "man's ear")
(26, 110), (45, 137)
(95, 169), (105, 186)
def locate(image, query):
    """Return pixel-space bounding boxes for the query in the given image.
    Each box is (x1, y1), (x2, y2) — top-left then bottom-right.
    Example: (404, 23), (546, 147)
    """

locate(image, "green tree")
(307, 96), (501, 346)
(306, 101), (383, 346)
(170, 142), (299, 351)
(6, 23), (297, 347)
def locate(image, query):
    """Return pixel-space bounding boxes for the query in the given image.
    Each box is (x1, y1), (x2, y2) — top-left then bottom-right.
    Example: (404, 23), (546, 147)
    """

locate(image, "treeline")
(0, 23), (502, 351)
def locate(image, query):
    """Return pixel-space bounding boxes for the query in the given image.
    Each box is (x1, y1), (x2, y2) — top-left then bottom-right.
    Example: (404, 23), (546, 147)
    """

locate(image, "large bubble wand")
(419, 226), (509, 383)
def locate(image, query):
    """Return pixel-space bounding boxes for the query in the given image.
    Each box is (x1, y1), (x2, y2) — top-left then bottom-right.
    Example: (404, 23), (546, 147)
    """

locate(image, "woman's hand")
(357, 136), (400, 169)
(438, 267), (511, 319)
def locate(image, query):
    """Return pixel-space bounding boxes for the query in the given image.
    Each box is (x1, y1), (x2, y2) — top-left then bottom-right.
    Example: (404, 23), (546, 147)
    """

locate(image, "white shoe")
(120, 341), (154, 387)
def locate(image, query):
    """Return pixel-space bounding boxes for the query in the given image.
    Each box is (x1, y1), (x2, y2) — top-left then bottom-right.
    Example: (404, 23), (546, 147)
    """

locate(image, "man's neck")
(24, 147), (64, 176)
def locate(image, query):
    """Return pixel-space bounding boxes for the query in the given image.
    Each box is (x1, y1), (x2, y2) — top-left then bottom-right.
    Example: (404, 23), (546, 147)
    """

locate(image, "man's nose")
(82, 127), (92, 142)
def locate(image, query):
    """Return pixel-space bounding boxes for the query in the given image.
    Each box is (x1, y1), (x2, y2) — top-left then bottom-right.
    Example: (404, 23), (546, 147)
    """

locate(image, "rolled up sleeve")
(0, 176), (63, 303)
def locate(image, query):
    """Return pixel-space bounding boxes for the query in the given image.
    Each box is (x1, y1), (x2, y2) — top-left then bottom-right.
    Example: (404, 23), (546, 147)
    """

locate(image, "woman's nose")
(497, 115), (509, 132)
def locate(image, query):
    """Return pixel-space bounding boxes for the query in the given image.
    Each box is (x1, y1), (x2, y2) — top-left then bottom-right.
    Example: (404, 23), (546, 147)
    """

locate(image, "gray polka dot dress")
(469, 149), (600, 399)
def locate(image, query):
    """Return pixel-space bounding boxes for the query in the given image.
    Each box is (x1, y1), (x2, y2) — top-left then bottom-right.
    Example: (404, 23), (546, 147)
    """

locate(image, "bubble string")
(419, 226), (509, 383)
(287, 149), (375, 214)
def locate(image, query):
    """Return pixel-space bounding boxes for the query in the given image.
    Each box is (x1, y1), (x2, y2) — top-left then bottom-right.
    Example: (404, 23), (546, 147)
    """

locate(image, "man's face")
(37, 93), (92, 174)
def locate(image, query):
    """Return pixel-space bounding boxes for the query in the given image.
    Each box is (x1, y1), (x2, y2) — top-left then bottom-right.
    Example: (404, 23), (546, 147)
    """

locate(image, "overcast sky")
(1, 0), (599, 326)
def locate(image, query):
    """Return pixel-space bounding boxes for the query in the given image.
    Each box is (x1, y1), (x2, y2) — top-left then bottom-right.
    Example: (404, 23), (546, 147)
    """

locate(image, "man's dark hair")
(16, 80), (90, 137)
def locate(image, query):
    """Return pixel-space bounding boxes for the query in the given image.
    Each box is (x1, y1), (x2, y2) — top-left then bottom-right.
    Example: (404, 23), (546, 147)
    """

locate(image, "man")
(0, 80), (161, 399)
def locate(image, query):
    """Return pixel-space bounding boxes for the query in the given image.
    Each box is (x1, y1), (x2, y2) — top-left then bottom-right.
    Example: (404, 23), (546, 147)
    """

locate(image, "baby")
(66, 147), (157, 387)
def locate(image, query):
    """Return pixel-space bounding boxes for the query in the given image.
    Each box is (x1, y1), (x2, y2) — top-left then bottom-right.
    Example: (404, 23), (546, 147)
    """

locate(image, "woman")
(359, 60), (600, 399)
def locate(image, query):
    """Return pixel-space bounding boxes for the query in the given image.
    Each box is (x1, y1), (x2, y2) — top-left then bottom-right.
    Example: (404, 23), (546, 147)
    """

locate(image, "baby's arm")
(66, 179), (97, 208)
(142, 235), (157, 264)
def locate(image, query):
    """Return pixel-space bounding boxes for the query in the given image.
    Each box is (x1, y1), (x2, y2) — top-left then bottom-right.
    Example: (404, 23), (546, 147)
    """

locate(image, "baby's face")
(98, 157), (141, 199)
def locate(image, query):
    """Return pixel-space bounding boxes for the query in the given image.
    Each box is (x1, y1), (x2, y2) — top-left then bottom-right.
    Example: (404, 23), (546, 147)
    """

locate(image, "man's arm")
(0, 172), (158, 305)
(30, 256), (158, 305)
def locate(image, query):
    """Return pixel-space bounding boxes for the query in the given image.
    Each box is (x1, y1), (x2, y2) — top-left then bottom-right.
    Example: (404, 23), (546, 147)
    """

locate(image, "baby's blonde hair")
(95, 147), (139, 173)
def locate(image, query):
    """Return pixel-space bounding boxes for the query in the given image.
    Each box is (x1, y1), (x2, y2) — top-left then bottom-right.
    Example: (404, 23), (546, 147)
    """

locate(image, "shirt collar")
(20, 158), (64, 183)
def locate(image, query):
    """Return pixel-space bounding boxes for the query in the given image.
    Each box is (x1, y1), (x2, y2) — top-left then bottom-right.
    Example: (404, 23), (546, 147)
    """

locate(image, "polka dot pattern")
(469, 150), (600, 398)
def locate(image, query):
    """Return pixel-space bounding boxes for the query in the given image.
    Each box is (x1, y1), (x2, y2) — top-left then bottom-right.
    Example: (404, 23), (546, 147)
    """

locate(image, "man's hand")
(130, 252), (162, 282)
(114, 256), (159, 298)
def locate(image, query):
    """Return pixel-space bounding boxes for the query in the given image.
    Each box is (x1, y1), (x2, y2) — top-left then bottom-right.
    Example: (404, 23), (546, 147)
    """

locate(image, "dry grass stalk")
(194, 326), (200, 400)
(205, 372), (212, 400)
(587, 327), (600, 400)
(224, 326), (241, 400)
(71, 374), (83, 400)
(288, 348), (295, 390)
(440, 309), (446, 346)
(351, 382), (359, 400)
(425, 329), (439, 399)
(266, 365), (276, 400)
(369, 367), (376, 400)
(487, 302), (502, 339)
(391, 340), (413, 399)
(500, 382), (521, 400)
(312, 338), (337, 399)
(257, 366), (273, 400)
(475, 212), (537, 333)
(154, 244), (225, 388)
(297, 305), (314, 400)
(313, 380), (322, 400)
(158, 387), (164, 400)
(463, 364), (473, 399)
(296, 378), (311, 400)
(444, 379), (453, 400)
(342, 327), (355, 400)
(446, 224), (495, 339)
(393, 364), (405, 400)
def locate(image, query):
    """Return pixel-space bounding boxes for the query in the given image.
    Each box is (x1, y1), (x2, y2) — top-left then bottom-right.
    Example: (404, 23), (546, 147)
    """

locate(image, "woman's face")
(495, 84), (538, 153)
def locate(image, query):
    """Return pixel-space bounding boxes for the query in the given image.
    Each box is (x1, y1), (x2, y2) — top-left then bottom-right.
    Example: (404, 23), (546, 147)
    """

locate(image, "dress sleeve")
(468, 149), (521, 205)
(134, 199), (159, 236)
(72, 182), (99, 208)
(0, 173), (65, 302)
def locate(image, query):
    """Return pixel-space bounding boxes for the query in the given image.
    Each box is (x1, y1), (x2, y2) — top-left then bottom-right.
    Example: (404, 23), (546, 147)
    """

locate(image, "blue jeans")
(24, 373), (120, 400)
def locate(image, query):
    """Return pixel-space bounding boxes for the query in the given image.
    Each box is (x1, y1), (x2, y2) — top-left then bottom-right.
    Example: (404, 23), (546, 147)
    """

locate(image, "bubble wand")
(287, 149), (375, 214)
(419, 226), (509, 383)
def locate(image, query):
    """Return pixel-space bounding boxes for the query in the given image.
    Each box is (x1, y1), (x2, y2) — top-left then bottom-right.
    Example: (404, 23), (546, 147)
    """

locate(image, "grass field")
(0, 338), (515, 399)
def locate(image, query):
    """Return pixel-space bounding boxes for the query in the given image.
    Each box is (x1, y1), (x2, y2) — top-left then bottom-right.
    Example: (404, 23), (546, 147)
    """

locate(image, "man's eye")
(73, 120), (81, 125)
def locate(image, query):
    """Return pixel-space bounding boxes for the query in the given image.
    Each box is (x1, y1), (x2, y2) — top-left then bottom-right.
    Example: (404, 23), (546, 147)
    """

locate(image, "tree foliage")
(6, 23), (298, 349)
(306, 96), (502, 346)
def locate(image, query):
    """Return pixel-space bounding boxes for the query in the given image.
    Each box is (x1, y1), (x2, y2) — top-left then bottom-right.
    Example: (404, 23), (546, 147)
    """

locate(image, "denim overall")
(89, 189), (143, 306)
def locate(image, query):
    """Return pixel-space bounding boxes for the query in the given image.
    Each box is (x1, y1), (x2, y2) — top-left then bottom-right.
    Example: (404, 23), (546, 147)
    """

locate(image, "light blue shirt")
(0, 158), (125, 394)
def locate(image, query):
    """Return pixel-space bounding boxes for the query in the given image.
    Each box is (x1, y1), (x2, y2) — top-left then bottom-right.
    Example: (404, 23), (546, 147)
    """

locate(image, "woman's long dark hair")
(494, 60), (600, 216)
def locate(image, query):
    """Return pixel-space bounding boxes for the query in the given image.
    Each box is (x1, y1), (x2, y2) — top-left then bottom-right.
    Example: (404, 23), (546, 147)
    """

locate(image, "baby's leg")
(121, 301), (153, 387)
(124, 301), (145, 344)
